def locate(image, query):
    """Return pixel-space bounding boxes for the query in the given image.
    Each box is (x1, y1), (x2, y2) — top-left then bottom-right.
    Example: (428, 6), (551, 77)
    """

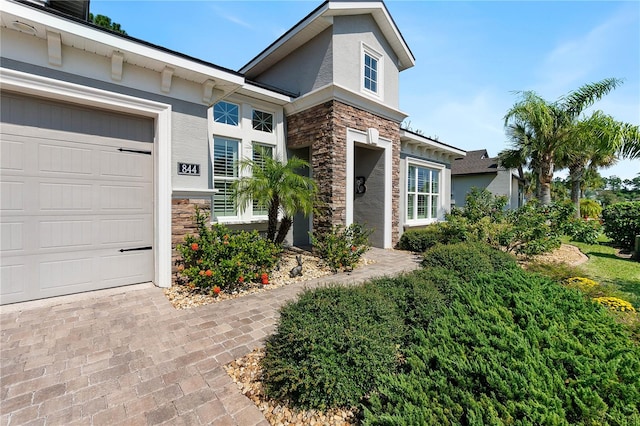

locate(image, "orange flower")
(205, 269), (212, 277)
(176, 265), (184, 272)
(191, 243), (199, 251)
(212, 286), (221, 295)
(199, 270), (205, 276)
(223, 241), (229, 245)
(188, 283), (195, 289)
(197, 259), (203, 264)
(238, 276), (244, 283)
(223, 234), (229, 240)
(351, 245), (357, 252)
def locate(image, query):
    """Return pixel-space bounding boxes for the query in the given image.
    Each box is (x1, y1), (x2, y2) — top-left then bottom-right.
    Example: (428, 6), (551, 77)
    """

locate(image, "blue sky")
(91, 0), (640, 181)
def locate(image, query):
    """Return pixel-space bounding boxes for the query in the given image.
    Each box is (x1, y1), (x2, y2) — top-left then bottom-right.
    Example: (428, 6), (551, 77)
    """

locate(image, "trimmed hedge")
(421, 241), (518, 281)
(261, 285), (406, 409)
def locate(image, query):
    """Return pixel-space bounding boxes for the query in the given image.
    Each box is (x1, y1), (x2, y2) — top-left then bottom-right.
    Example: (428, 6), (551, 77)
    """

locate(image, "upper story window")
(213, 101), (239, 126)
(252, 110), (273, 132)
(407, 163), (440, 222)
(364, 53), (378, 93)
(362, 45), (383, 97)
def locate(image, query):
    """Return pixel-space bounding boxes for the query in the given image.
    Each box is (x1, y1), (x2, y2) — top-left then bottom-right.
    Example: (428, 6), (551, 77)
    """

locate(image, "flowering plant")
(176, 208), (280, 293)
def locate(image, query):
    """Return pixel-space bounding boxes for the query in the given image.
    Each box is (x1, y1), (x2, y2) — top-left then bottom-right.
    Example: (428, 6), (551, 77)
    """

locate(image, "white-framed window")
(212, 137), (239, 217)
(213, 101), (239, 126)
(361, 44), (383, 97)
(406, 161), (441, 222)
(252, 110), (273, 133)
(252, 143), (274, 216)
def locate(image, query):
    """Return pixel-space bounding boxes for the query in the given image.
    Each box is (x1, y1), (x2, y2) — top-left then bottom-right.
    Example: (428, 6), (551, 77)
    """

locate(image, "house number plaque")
(177, 162), (200, 176)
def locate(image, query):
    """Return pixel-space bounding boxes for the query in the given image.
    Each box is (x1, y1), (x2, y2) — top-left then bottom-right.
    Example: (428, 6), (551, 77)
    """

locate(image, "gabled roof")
(239, 1), (415, 78)
(451, 149), (502, 175)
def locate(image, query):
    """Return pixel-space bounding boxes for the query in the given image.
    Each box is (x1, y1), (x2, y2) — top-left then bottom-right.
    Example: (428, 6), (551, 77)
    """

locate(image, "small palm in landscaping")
(233, 153), (317, 245)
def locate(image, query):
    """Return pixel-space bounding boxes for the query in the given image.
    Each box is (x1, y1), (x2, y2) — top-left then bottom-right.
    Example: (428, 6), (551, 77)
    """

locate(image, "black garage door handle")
(119, 246), (152, 252)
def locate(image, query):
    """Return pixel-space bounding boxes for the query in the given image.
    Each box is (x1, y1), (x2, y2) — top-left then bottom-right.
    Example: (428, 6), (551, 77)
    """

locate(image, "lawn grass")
(563, 236), (640, 301)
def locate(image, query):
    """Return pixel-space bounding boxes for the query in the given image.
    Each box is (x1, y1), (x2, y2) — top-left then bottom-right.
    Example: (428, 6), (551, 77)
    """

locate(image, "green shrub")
(498, 200), (571, 255)
(310, 223), (372, 272)
(176, 208), (280, 293)
(366, 273), (448, 330)
(362, 268), (640, 425)
(397, 226), (443, 252)
(562, 217), (602, 245)
(602, 201), (640, 249)
(580, 198), (602, 219)
(421, 242), (517, 281)
(452, 187), (508, 222)
(261, 285), (405, 409)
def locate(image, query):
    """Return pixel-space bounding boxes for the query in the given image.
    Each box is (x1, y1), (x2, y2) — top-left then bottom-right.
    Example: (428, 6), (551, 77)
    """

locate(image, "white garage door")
(0, 93), (154, 304)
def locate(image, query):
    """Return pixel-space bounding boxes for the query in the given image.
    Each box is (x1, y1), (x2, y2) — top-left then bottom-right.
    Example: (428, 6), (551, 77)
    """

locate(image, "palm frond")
(560, 78), (624, 119)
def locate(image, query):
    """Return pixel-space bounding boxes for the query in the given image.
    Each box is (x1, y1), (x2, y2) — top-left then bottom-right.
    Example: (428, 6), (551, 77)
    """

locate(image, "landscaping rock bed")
(225, 348), (355, 426)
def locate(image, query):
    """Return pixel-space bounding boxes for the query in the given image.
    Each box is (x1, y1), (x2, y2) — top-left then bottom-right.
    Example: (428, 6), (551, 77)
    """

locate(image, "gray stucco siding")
(250, 28), (333, 96)
(332, 15), (400, 108)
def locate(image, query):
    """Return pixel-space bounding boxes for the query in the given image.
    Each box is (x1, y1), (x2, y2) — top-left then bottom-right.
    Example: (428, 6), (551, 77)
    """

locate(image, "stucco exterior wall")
(332, 15), (400, 108)
(452, 171), (521, 210)
(287, 100), (400, 246)
(249, 28), (333, 97)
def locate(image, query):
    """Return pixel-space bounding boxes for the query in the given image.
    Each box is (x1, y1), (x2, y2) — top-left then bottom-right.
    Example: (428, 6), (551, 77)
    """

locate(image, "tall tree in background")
(560, 110), (639, 217)
(502, 78), (624, 206)
(89, 13), (127, 35)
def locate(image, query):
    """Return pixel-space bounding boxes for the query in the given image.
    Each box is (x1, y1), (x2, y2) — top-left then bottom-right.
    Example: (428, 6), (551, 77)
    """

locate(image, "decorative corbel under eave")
(47, 31), (62, 66)
(161, 67), (174, 93)
(202, 79), (216, 104)
(111, 51), (124, 81)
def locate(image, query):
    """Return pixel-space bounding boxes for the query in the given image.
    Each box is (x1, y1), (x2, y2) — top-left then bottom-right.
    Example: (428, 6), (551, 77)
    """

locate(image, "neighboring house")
(451, 149), (524, 210)
(0, 0), (465, 304)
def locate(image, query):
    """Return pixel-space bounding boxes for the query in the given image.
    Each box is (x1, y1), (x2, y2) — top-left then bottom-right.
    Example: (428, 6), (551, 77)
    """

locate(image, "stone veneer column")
(171, 198), (211, 283)
(287, 100), (401, 246)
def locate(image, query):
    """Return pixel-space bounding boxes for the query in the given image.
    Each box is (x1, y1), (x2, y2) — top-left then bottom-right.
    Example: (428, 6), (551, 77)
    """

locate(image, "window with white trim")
(213, 137), (239, 217)
(213, 101), (239, 126)
(252, 143), (274, 216)
(407, 164), (440, 221)
(364, 53), (378, 93)
(362, 45), (382, 96)
(252, 110), (273, 132)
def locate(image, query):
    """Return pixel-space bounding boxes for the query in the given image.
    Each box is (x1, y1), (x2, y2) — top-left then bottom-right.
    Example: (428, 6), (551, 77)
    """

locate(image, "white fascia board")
(400, 129), (466, 157)
(236, 83), (293, 105)
(1, 0), (245, 86)
(285, 83), (408, 123)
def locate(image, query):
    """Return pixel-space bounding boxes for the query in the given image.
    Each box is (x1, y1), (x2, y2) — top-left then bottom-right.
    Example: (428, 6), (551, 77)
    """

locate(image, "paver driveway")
(1, 248), (419, 425)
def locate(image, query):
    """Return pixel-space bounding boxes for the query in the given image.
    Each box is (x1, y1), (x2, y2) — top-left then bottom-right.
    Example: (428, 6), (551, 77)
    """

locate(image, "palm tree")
(560, 111), (639, 217)
(503, 78), (624, 205)
(233, 153), (317, 245)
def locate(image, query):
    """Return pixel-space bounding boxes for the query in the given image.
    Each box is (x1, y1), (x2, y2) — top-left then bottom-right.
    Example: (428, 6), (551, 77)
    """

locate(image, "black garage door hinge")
(118, 148), (152, 155)
(119, 246), (152, 252)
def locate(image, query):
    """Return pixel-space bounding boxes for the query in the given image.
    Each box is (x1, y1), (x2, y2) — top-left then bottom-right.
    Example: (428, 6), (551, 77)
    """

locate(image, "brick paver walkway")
(0, 248), (420, 425)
